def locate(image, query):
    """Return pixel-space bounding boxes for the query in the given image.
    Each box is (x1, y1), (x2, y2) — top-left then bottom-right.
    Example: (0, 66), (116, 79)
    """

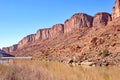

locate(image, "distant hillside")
(0, 50), (14, 57)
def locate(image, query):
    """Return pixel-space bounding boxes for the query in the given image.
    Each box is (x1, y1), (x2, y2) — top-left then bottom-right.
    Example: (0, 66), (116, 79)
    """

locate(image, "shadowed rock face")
(0, 49), (14, 57)
(93, 12), (112, 27)
(2, 47), (9, 53)
(112, 0), (120, 19)
(64, 13), (93, 33)
(9, 44), (18, 52)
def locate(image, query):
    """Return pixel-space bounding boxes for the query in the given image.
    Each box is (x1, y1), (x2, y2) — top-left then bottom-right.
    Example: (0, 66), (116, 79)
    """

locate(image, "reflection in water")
(38, 61), (120, 80)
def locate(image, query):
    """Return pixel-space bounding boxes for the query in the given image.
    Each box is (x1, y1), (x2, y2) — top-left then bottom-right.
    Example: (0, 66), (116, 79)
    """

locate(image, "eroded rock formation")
(2, 44), (18, 53)
(49, 24), (64, 39)
(2, 12), (112, 53)
(64, 13), (93, 33)
(3, 0), (119, 53)
(35, 24), (64, 40)
(18, 34), (35, 48)
(93, 12), (112, 27)
(112, 0), (120, 19)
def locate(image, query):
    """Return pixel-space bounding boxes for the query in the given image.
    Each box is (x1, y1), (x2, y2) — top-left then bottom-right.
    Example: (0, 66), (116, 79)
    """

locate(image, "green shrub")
(102, 49), (110, 57)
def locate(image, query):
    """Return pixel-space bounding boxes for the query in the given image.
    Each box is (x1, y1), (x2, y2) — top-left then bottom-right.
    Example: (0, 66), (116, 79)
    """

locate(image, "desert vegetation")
(0, 59), (120, 80)
(102, 49), (110, 57)
(0, 60), (52, 80)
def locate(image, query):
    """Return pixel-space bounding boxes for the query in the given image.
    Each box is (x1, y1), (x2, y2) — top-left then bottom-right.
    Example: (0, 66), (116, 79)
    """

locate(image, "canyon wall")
(6, 0), (120, 53)
(2, 12), (111, 53)
(18, 34), (36, 48)
(93, 12), (112, 27)
(35, 24), (64, 40)
(2, 44), (18, 53)
(2, 12), (112, 53)
(112, 0), (120, 19)
(64, 13), (93, 33)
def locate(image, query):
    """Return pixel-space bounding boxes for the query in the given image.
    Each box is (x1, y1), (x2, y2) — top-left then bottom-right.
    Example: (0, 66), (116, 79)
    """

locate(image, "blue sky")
(0, 0), (115, 48)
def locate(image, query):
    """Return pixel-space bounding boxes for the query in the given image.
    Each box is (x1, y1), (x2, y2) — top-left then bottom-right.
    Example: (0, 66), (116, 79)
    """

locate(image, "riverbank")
(0, 59), (120, 80)
(32, 52), (120, 67)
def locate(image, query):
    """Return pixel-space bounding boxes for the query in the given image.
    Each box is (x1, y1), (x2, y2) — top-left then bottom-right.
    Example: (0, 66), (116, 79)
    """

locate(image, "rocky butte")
(93, 12), (112, 27)
(2, 0), (120, 66)
(64, 13), (93, 33)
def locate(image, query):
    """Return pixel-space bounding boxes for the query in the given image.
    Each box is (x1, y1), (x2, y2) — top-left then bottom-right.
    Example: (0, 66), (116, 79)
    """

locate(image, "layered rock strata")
(2, 12), (112, 53)
(35, 24), (64, 40)
(64, 13), (93, 33)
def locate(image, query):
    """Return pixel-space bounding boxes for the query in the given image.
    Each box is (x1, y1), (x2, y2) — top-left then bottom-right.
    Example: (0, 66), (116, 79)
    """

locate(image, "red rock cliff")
(112, 0), (120, 19)
(35, 24), (64, 40)
(2, 44), (18, 53)
(18, 34), (36, 48)
(93, 12), (112, 27)
(64, 13), (93, 33)
(2, 12), (113, 53)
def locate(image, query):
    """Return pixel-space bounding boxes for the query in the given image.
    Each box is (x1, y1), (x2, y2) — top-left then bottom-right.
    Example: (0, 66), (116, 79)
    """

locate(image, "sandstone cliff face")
(35, 28), (50, 40)
(2, 44), (18, 53)
(18, 34), (35, 48)
(35, 24), (64, 40)
(49, 24), (64, 38)
(2, 24), (64, 52)
(3, 34), (36, 52)
(9, 44), (18, 52)
(93, 12), (112, 27)
(64, 13), (93, 33)
(17, 24), (64, 49)
(112, 0), (120, 19)
(2, 12), (113, 53)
